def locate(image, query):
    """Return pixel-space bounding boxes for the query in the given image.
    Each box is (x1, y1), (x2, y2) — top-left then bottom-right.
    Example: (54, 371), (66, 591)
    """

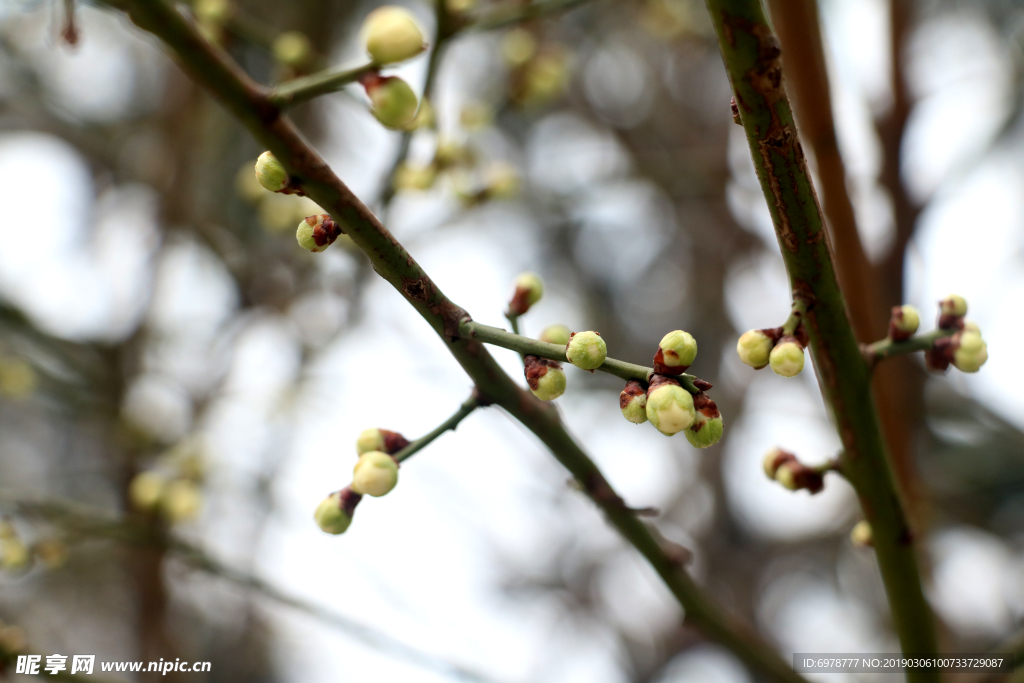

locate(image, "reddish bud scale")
(339, 486), (363, 516)
(523, 354), (561, 390)
(646, 373), (681, 395)
(692, 378), (714, 392)
(937, 313), (965, 331)
(925, 336), (955, 372)
(784, 463), (824, 493)
(692, 392), (720, 419)
(307, 214), (343, 248)
(619, 379), (647, 410)
(379, 429), (411, 455)
(508, 285), (535, 316)
(653, 347), (688, 375)
(764, 448), (797, 478)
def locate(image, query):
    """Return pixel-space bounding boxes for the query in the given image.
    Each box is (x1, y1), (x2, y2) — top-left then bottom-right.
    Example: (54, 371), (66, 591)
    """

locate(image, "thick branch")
(394, 395), (481, 463)
(96, 2), (807, 680)
(704, 0), (939, 673)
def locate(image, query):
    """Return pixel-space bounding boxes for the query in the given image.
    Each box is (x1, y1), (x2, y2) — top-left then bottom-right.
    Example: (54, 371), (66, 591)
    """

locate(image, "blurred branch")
(4, 497), (503, 683)
(394, 394), (482, 463)
(89, 2), (807, 680)
(704, 0), (940, 673)
(460, 321), (709, 394)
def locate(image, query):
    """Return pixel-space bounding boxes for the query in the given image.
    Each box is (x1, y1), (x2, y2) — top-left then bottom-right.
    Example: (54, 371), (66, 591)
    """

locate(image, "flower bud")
(273, 31), (313, 69)
(314, 488), (361, 535)
(394, 163), (437, 191)
(356, 428), (410, 456)
(352, 451), (399, 497)
(296, 214), (343, 253)
(684, 393), (723, 449)
(195, 0), (231, 24)
(508, 272), (544, 316)
(539, 324), (571, 346)
(129, 471), (165, 511)
(0, 537), (29, 571)
(502, 28), (537, 67)
(850, 520), (873, 547)
(160, 479), (202, 523)
(940, 294), (967, 318)
(736, 329), (774, 369)
(653, 330), (697, 375)
(362, 6), (427, 65)
(888, 304), (920, 341)
(769, 337), (805, 377)
(365, 76), (419, 130)
(645, 376), (695, 436)
(566, 331), (607, 370)
(762, 447), (796, 480)
(775, 461), (824, 493)
(524, 355), (566, 401)
(963, 320), (980, 334)
(485, 162), (521, 200)
(520, 49), (569, 106)
(619, 380), (648, 424)
(255, 151), (289, 193)
(953, 331), (988, 373)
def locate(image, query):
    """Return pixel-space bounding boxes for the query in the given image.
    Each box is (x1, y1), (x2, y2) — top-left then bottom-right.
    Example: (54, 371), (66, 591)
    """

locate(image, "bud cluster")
(128, 438), (208, 525)
(924, 295), (988, 373)
(0, 519), (69, 574)
(762, 447), (825, 493)
(736, 325), (807, 378)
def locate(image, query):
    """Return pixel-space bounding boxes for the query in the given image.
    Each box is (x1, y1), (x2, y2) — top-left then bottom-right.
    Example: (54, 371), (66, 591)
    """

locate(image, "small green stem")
(864, 328), (955, 366)
(460, 320), (706, 393)
(393, 396), (481, 463)
(782, 299), (807, 336)
(269, 62), (378, 109)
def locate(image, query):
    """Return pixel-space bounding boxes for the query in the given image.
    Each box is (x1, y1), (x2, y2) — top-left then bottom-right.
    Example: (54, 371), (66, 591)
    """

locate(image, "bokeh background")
(0, 0), (1022, 681)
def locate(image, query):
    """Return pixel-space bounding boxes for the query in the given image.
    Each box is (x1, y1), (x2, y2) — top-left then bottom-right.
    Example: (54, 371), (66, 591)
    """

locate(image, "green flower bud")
(774, 462), (799, 490)
(889, 304), (920, 340)
(539, 324), (572, 346)
(314, 489), (361, 535)
(940, 294), (967, 317)
(653, 330), (697, 375)
(129, 471), (165, 511)
(684, 393), (722, 448)
(255, 151), (289, 192)
(762, 447), (794, 480)
(736, 329), (773, 369)
(508, 271), (544, 315)
(394, 163), (437, 191)
(367, 76), (420, 130)
(296, 214), (342, 252)
(352, 451), (399, 497)
(524, 355), (565, 401)
(850, 520), (873, 547)
(160, 479), (202, 523)
(963, 320), (980, 334)
(362, 6), (427, 65)
(273, 31), (313, 69)
(769, 337), (805, 377)
(771, 457), (824, 493)
(645, 378), (695, 436)
(356, 428), (410, 455)
(619, 380), (647, 424)
(566, 331), (607, 370)
(953, 331), (988, 373)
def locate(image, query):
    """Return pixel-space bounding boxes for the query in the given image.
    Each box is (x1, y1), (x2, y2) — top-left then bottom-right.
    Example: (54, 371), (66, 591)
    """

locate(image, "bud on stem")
(762, 447), (824, 493)
(296, 214), (343, 252)
(888, 304), (921, 342)
(645, 375), (695, 436)
(684, 392), (723, 449)
(566, 331), (607, 371)
(356, 428), (411, 455)
(524, 354), (566, 401)
(508, 272), (544, 316)
(315, 487), (362, 535)
(653, 330), (697, 375)
(619, 379), (648, 424)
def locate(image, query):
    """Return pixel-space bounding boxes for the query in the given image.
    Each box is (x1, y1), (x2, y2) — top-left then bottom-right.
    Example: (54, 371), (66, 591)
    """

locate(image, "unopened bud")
(129, 471), (165, 511)
(888, 304), (920, 341)
(255, 151), (289, 192)
(684, 393), (723, 449)
(619, 380), (648, 424)
(566, 331), (607, 370)
(645, 376), (695, 436)
(160, 479), (202, 523)
(365, 75), (419, 130)
(953, 331), (988, 373)
(850, 520), (873, 547)
(769, 337), (805, 377)
(774, 460), (824, 493)
(362, 6), (427, 65)
(736, 329), (774, 369)
(394, 163), (437, 191)
(356, 428), (410, 456)
(963, 320), (980, 334)
(539, 324), (571, 346)
(520, 49), (569, 106)
(296, 214), (343, 253)
(273, 31), (313, 69)
(653, 330), (697, 375)
(762, 447), (795, 480)
(524, 355), (566, 401)
(939, 294), (967, 318)
(508, 272), (544, 316)
(352, 451), (399, 497)
(315, 488), (361, 535)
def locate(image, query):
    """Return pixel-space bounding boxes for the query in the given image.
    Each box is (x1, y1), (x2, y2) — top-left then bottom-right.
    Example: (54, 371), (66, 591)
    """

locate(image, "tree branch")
(269, 62), (378, 109)
(704, 0), (940, 674)
(394, 395), (482, 464)
(863, 328), (955, 367)
(93, 2), (807, 680)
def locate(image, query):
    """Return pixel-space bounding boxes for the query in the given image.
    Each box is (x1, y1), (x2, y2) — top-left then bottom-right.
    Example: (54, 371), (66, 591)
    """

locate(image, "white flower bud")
(952, 331), (988, 373)
(736, 330), (773, 369)
(129, 471), (165, 511)
(654, 330), (697, 375)
(366, 76), (420, 130)
(352, 451), (399, 497)
(889, 305), (920, 340)
(566, 331), (607, 370)
(645, 381), (695, 436)
(850, 520), (873, 547)
(769, 338), (805, 377)
(939, 294), (967, 317)
(362, 7), (427, 65)
(315, 490), (358, 535)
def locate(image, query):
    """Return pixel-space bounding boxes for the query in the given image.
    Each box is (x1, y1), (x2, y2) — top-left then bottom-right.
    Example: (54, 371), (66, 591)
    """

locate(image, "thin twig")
(394, 396), (481, 463)
(269, 62), (378, 109)
(863, 328), (955, 367)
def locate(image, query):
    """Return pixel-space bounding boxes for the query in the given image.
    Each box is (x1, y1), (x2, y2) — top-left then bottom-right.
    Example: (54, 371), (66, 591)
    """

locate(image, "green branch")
(394, 395), (481, 463)
(269, 62), (378, 109)
(460, 320), (707, 394)
(864, 328), (955, 366)
(704, 0), (939, 674)
(93, 3), (807, 680)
